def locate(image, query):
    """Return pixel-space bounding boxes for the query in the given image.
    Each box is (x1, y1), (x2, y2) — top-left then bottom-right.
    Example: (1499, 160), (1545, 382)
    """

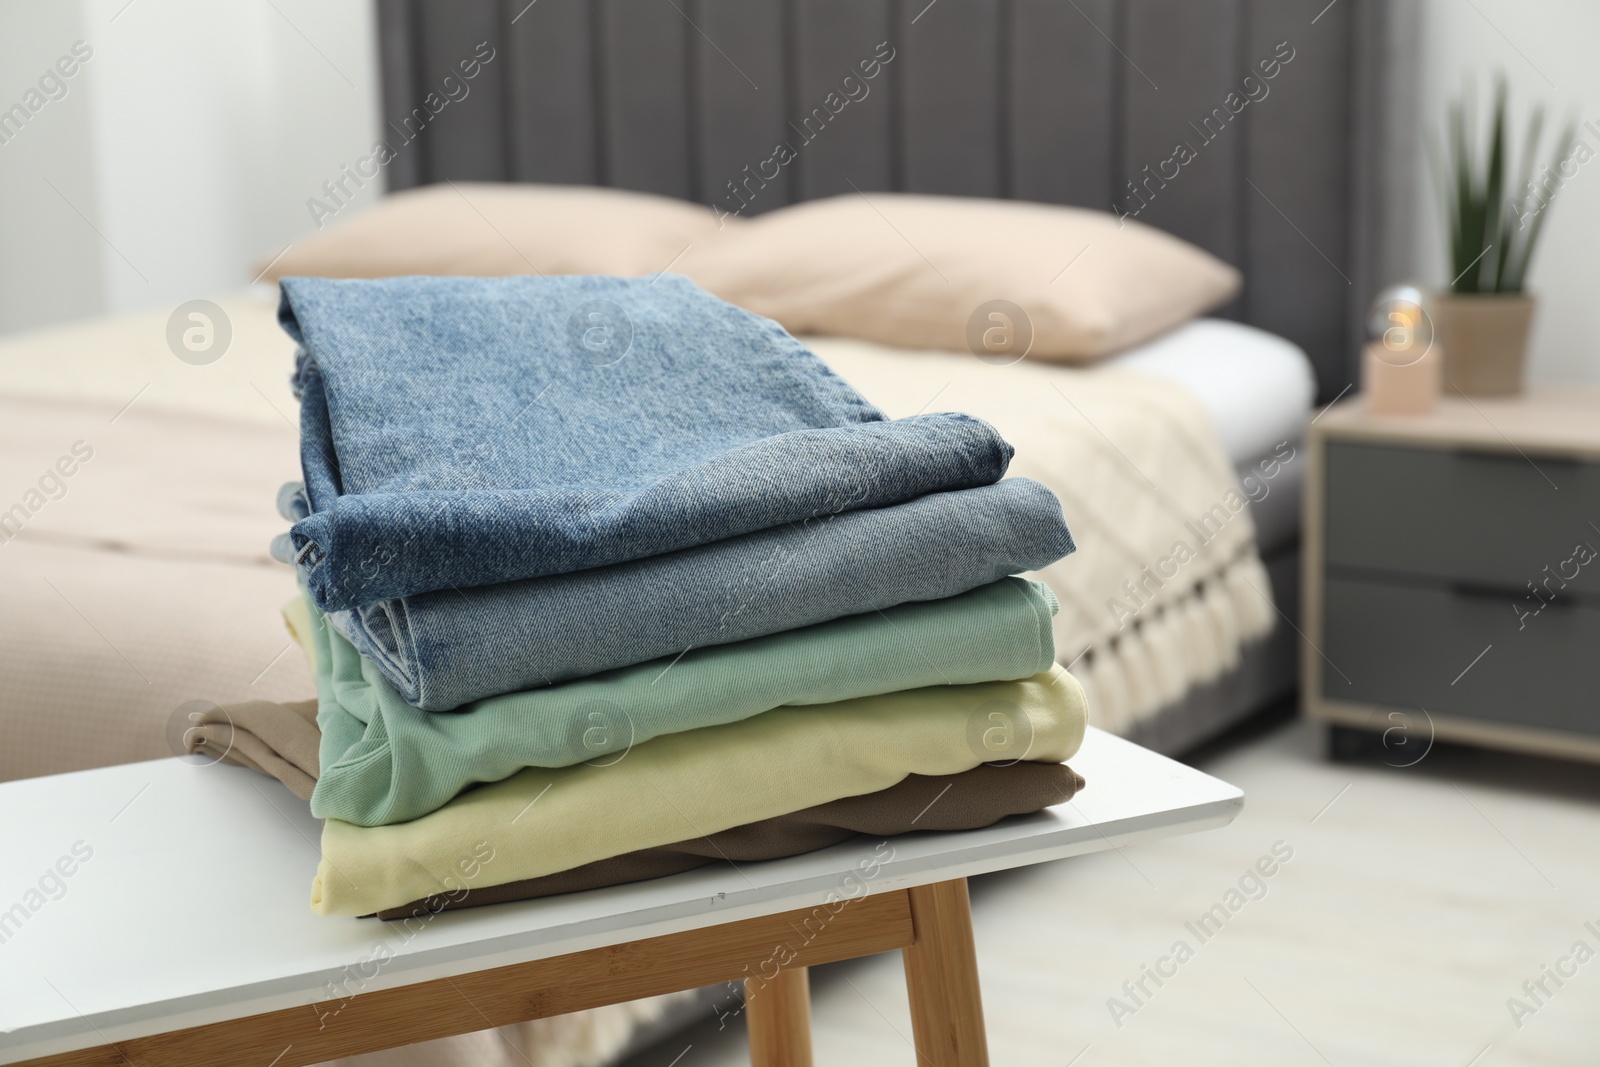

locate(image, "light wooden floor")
(626, 714), (1600, 1066)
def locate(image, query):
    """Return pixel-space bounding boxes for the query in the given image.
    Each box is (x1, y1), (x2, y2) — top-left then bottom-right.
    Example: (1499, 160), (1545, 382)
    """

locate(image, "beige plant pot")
(1429, 292), (1536, 397)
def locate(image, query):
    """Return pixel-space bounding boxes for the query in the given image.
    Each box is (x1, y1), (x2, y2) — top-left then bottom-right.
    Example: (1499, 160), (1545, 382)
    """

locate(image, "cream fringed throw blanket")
(808, 338), (1276, 734)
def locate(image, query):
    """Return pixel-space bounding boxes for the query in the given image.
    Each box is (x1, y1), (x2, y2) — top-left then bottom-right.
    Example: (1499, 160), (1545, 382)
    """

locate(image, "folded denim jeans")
(322, 477), (1074, 710)
(279, 275), (1013, 611)
(289, 576), (1058, 826)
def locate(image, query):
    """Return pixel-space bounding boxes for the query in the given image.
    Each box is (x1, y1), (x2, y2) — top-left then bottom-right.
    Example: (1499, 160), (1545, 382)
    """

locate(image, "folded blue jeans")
(317, 477), (1074, 710)
(279, 275), (1012, 612)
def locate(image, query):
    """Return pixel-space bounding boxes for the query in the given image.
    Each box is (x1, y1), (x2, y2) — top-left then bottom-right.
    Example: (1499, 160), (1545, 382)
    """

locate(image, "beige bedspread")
(0, 290), (304, 776)
(0, 394), (310, 779)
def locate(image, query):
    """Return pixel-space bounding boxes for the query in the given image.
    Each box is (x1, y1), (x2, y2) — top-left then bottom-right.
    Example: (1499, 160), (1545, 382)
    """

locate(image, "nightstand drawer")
(1324, 441), (1600, 594)
(1322, 576), (1600, 737)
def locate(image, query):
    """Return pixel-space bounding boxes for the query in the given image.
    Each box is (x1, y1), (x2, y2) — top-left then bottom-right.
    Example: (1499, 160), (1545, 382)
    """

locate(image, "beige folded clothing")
(186, 698), (320, 800)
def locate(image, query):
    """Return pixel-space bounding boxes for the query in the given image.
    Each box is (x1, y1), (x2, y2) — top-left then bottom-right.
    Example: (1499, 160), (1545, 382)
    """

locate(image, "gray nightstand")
(1303, 388), (1600, 763)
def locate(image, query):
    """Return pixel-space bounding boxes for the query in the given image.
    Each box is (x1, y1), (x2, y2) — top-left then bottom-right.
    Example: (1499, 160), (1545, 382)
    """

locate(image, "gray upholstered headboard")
(375, 0), (1408, 402)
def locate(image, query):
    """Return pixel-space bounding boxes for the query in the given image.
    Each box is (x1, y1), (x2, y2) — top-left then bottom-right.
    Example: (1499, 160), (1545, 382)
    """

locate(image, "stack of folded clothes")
(255, 274), (1089, 919)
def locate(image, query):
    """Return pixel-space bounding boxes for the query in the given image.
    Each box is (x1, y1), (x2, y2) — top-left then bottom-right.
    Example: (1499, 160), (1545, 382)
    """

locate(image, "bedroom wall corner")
(0, 0), (383, 339)
(0, 2), (107, 335)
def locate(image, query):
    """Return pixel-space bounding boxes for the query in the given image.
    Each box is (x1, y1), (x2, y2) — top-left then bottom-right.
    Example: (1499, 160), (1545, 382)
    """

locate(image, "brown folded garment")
(373, 762), (1085, 920)
(188, 698), (1084, 919)
(186, 698), (320, 801)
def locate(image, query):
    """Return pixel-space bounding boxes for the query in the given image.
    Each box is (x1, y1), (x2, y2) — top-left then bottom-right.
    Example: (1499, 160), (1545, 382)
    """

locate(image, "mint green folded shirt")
(295, 577), (1058, 827)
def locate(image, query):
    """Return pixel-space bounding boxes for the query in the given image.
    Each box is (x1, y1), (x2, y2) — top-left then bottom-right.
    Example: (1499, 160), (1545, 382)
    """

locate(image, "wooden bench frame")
(19, 878), (987, 1067)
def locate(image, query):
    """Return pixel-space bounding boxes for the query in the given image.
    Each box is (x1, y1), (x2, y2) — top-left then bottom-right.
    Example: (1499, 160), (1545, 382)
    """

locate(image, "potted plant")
(1431, 77), (1574, 395)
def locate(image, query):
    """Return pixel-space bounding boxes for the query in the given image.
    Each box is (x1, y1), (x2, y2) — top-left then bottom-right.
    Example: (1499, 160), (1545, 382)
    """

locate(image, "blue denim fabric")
(317, 477), (1074, 710)
(279, 275), (1013, 612)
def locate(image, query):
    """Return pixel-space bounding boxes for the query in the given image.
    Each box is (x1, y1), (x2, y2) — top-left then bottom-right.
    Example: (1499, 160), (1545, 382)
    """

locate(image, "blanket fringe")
(1072, 552), (1274, 736)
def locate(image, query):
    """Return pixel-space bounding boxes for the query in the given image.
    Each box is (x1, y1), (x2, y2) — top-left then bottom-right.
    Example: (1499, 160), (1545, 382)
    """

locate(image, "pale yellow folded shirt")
(313, 666), (1088, 916)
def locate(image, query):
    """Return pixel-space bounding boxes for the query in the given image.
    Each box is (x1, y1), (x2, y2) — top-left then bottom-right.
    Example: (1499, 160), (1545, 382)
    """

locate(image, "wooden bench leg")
(745, 965), (813, 1067)
(902, 878), (991, 1066)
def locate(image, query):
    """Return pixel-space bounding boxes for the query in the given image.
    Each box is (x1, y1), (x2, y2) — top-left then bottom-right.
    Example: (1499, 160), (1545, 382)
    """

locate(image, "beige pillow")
(683, 194), (1241, 362)
(260, 183), (733, 281)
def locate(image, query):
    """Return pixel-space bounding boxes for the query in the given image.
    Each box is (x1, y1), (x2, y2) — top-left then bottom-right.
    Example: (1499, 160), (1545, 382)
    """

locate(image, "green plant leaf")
(1501, 105), (1545, 289)
(1481, 78), (1506, 289)
(1438, 74), (1567, 294)
(1448, 98), (1479, 292)
(1506, 118), (1575, 290)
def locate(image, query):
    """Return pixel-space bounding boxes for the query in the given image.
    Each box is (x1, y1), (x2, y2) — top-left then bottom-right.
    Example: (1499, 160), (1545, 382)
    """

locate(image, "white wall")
(0, 0), (380, 337)
(1414, 0), (1600, 384)
(0, 3), (105, 331)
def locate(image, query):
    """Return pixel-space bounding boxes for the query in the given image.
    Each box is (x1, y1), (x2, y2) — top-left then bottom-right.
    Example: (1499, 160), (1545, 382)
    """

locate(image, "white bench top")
(0, 726), (1241, 1063)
